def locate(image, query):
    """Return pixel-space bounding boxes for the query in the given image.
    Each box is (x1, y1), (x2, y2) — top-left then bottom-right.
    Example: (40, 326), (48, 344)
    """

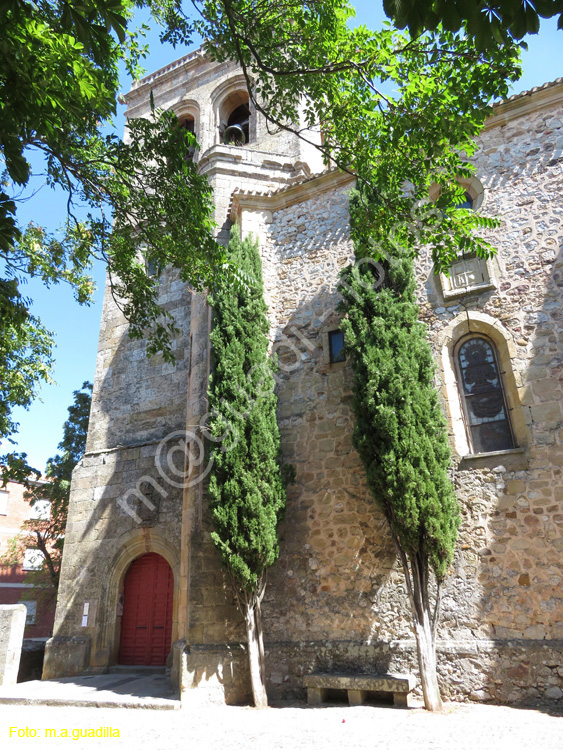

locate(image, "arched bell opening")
(218, 89), (251, 146)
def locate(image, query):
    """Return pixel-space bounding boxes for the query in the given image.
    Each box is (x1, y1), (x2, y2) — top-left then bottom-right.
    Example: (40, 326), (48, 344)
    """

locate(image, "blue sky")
(6, 3), (563, 473)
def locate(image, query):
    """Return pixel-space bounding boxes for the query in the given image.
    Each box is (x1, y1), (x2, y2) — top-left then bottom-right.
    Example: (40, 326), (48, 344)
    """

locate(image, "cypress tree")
(339, 188), (460, 711)
(207, 228), (287, 708)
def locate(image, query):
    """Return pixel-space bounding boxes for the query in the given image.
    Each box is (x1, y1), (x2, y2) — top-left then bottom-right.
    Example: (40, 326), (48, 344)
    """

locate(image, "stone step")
(108, 665), (166, 675)
(0, 673), (180, 710)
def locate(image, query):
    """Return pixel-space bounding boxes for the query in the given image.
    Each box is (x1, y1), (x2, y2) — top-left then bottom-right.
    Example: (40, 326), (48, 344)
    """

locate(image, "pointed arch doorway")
(118, 552), (174, 666)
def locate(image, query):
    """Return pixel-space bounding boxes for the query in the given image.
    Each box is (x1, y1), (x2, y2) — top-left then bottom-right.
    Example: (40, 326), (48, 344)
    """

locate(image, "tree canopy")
(0, 0), (221, 472)
(1, 0), (523, 473)
(383, 0), (563, 48)
(199, 2), (520, 263)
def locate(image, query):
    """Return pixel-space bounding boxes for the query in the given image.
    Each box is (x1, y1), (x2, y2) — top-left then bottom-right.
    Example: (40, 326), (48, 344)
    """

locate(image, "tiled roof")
(494, 77), (563, 107)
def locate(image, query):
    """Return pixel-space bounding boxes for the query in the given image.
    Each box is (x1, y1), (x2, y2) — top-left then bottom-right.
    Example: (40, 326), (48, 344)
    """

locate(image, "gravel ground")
(1, 700), (562, 750)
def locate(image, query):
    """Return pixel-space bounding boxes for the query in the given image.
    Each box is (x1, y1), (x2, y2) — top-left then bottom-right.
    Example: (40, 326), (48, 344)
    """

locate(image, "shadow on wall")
(43, 267), (196, 687)
(45, 259), (256, 702)
(48, 199), (563, 706)
(411, 128), (563, 709)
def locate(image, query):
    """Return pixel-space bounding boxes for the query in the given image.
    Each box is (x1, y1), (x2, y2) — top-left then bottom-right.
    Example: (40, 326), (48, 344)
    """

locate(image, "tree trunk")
(33, 529), (58, 588)
(244, 597), (268, 708)
(411, 599), (442, 711)
(255, 591), (267, 688)
(393, 537), (443, 711)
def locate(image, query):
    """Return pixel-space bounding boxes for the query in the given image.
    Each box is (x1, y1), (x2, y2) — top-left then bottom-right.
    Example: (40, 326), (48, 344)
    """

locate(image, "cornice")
(229, 169), (355, 220)
(122, 46), (233, 109)
(486, 79), (563, 130)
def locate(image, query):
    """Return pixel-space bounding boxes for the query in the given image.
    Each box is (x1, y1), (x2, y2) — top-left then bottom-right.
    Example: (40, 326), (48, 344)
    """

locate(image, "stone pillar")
(171, 293), (212, 697)
(348, 689), (367, 706)
(0, 604), (26, 686)
(307, 687), (327, 705)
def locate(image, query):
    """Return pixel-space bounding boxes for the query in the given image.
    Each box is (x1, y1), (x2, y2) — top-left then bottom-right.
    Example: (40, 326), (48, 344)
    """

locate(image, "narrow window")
(146, 258), (157, 277)
(456, 335), (515, 454)
(179, 116), (196, 160)
(222, 100), (250, 145)
(328, 330), (345, 364)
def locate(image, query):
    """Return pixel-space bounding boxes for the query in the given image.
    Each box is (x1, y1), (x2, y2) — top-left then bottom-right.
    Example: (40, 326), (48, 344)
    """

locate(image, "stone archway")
(91, 529), (181, 670)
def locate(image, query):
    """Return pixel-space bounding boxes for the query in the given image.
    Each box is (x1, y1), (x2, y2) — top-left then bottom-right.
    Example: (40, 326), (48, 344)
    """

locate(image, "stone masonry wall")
(415, 98), (563, 648)
(50, 46), (563, 705)
(261, 184), (407, 643)
(86, 267), (192, 452)
(0, 604), (26, 686)
(218, 93), (563, 705)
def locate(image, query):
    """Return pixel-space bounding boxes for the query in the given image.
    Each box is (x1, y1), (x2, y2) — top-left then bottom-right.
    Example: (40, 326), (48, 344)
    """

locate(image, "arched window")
(178, 115), (196, 160)
(455, 335), (515, 454)
(456, 191), (474, 209)
(224, 102), (250, 145)
(429, 176), (484, 212)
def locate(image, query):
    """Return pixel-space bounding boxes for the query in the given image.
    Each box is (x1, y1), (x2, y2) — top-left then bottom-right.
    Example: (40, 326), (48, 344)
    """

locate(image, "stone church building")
(43, 50), (563, 705)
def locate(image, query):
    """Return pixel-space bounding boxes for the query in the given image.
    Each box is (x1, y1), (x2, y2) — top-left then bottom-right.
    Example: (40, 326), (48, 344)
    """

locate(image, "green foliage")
(0, 0), (525, 485)
(0, 0), (99, 450)
(207, 229), (287, 594)
(193, 2), (521, 271)
(62, 107), (223, 359)
(31, 380), (93, 542)
(383, 0), (563, 48)
(0, 278), (54, 450)
(0, 382), (92, 589)
(339, 188), (460, 582)
(0, 0), (221, 449)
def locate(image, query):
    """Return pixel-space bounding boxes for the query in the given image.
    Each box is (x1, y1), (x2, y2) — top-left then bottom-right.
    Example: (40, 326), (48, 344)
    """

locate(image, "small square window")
(23, 548), (44, 571)
(328, 330), (345, 364)
(0, 490), (8, 515)
(19, 600), (37, 625)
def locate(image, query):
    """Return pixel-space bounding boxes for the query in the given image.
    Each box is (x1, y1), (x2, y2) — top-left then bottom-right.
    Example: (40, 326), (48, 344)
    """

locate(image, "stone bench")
(303, 672), (415, 707)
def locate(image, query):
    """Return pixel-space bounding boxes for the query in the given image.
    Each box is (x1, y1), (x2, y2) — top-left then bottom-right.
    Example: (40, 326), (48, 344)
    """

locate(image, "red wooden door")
(119, 553), (174, 666)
